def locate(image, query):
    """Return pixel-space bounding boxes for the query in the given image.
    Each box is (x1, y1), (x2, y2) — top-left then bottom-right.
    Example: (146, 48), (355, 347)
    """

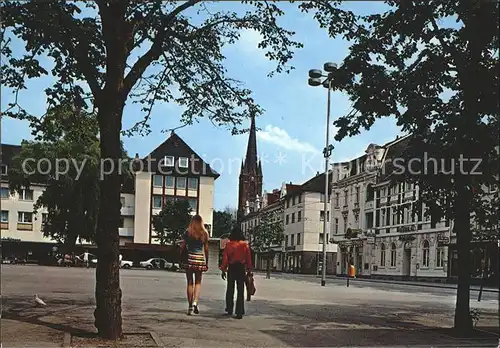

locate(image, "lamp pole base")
(321, 279), (326, 287)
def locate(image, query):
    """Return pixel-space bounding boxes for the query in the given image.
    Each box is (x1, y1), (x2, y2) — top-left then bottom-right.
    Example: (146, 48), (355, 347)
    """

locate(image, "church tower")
(237, 113), (263, 218)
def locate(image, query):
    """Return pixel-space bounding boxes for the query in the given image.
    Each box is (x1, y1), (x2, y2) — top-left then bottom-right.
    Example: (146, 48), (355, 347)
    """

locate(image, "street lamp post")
(308, 62), (337, 287)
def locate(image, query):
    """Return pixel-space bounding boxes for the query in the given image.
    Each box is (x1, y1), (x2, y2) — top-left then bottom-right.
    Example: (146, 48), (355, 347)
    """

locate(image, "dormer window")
(0, 165), (7, 175)
(163, 156), (174, 167)
(179, 157), (189, 168)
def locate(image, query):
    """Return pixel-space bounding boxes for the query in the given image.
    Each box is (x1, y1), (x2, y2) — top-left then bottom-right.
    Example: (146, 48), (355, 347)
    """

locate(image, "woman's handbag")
(179, 244), (188, 265)
(245, 272), (256, 300)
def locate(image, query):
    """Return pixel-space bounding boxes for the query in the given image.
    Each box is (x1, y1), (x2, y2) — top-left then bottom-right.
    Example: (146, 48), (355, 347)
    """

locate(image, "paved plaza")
(1, 265), (498, 347)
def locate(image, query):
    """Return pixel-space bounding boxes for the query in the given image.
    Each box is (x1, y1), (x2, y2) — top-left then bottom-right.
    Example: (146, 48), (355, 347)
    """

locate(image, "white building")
(282, 173), (337, 274)
(331, 136), (454, 281)
(1, 132), (219, 262)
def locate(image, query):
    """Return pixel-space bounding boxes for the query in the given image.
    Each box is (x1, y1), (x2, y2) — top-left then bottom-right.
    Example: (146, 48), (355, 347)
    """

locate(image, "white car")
(140, 258), (172, 270)
(90, 258), (133, 269)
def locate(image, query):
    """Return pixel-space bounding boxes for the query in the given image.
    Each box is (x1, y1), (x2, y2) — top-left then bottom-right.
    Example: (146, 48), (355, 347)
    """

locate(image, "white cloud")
(257, 125), (319, 153)
(238, 29), (264, 53)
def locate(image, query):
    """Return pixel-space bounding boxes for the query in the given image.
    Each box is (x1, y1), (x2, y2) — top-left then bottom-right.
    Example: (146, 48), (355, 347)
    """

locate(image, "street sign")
(367, 236), (375, 244)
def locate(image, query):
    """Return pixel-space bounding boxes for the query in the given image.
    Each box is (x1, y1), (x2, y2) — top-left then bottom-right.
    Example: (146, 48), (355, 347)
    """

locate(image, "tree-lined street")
(2, 265), (498, 347)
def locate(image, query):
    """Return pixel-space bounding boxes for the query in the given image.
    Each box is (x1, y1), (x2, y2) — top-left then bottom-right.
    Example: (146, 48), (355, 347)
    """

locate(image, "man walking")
(220, 226), (253, 319)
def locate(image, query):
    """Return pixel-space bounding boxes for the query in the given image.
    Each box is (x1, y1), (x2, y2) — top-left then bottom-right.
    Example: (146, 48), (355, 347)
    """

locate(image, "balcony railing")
(119, 227), (134, 237)
(121, 206), (135, 216)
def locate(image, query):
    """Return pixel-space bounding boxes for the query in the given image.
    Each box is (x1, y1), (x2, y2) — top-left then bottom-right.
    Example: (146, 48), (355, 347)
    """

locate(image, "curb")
(254, 271), (499, 293)
(331, 276), (500, 293)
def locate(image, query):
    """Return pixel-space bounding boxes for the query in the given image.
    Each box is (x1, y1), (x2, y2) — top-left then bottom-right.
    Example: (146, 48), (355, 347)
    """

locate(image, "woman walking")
(220, 226), (253, 319)
(180, 215), (209, 315)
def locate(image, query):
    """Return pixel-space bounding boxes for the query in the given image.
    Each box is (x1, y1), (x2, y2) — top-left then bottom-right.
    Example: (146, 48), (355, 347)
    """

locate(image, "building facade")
(332, 136), (454, 281)
(283, 174), (337, 275)
(237, 113), (263, 217)
(241, 189), (284, 271)
(1, 132), (218, 261)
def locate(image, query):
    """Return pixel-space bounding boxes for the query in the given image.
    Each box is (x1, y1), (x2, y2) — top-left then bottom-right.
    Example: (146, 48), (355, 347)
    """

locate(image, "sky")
(1, 1), (403, 211)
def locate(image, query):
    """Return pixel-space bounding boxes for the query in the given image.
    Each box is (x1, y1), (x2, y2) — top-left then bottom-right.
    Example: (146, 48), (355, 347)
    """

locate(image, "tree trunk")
(94, 107), (123, 339)
(453, 188), (473, 333)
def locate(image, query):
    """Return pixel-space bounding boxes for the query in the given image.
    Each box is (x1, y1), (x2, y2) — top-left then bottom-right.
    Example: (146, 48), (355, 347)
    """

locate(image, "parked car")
(2, 256), (26, 264)
(88, 258), (133, 269)
(140, 258), (172, 270)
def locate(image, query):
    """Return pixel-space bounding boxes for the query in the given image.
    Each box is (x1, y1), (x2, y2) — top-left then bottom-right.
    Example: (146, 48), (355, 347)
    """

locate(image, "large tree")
(8, 105), (131, 252)
(304, 0), (498, 332)
(212, 208), (237, 238)
(1, 0), (302, 338)
(152, 199), (192, 245)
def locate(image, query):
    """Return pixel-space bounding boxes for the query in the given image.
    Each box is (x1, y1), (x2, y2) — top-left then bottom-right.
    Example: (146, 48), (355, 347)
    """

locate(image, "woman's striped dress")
(182, 232), (208, 272)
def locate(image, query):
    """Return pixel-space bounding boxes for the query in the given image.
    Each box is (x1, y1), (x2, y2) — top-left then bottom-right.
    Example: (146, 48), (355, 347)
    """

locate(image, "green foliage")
(213, 209), (237, 238)
(8, 105), (131, 250)
(250, 207), (284, 253)
(8, 106), (100, 250)
(1, 1), (303, 135)
(152, 199), (192, 245)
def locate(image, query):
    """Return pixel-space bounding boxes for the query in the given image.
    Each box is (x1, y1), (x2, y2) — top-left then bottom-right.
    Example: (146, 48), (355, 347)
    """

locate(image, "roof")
(142, 132), (219, 178)
(266, 191), (281, 205)
(378, 136), (411, 182)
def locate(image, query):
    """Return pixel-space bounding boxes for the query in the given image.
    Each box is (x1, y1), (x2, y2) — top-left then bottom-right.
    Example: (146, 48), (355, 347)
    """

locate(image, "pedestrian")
(83, 250), (89, 268)
(179, 215), (209, 316)
(220, 226), (253, 319)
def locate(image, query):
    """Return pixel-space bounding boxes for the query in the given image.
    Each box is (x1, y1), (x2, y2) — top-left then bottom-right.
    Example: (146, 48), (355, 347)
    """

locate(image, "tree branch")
(122, 0), (200, 98)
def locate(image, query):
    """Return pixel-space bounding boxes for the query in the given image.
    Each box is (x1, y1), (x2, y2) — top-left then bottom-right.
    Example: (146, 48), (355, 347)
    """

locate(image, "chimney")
(289, 181), (292, 184)
(316, 171), (319, 176)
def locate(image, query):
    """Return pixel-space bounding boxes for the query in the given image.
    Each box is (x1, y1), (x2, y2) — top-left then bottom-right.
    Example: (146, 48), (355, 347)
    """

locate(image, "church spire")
(244, 112), (258, 174)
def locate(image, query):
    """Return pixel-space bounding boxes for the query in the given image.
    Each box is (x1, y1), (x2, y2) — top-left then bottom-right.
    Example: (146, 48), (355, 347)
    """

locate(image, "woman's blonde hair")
(187, 215), (208, 242)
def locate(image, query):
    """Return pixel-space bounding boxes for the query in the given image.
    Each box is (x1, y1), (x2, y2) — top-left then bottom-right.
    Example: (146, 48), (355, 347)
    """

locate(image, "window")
(335, 193), (340, 207)
(176, 177), (186, 189)
(298, 195), (302, 204)
(165, 176), (174, 188)
(286, 199), (290, 208)
(1, 210), (8, 222)
(119, 217), (124, 228)
(344, 190), (348, 205)
(422, 240), (430, 267)
(1, 187), (9, 199)
(381, 209), (386, 227)
(188, 198), (198, 211)
(319, 233), (325, 244)
(380, 243), (386, 266)
(436, 246), (444, 268)
(286, 215), (289, 225)
(355, 187), (360, 203)
(297, 211), (302, 222)
(163, 156), (174, 166)
(320, 210), (325, 221)
(343, 217), (347, 233)
(0, 164), (7, 175)
(120, 197), (125, 207)
(285, 235), (289, 246)
(188, 178), (198, 190)
(392, 208), (397, 225)
(292, 196), (296, 205)
(335, 218), (339, 234)
(18, 212), (33, 223)
(152, 196), (162, 209)
(390, 243), (397, 267)
(153, 175), (163, 187)
(291, 213), (295, 223)
(320, 193), (325, 203)
(20, 189), (34, 201)
(291, 234), (295, 246)
(297, 233), (301, 245)
(179, 157), (189, 168)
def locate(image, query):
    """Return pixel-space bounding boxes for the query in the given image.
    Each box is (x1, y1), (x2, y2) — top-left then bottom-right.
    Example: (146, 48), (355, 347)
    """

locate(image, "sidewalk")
(257, 271), (499, 293)
(330, 275), (500, 293)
